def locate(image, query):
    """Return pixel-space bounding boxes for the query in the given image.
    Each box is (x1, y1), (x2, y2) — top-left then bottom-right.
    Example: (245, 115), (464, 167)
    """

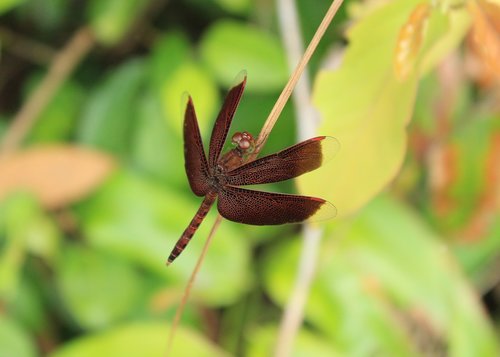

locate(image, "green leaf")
(148, 33), (192, 91)
(14, 0), (70, 31)
(420, 6), (471, 75)
(55, 244), (143, 330)
(0, 118), (7, 137)
(0, 204), (28, 301)
(23, 208), (61, 263)
(77, 59), (146, 157)
(213, 0), (251, 14)
(200, 20), (288, 92)
(434, 115), (495, 229)
(8, 277), (47, 334)
(0, 315), (36, 357)
(130, 92), (184, 187)
(302, 1), (469, 217)
(159, 62), (219, 138)
(262, 194), (500, 356)
(0, 193), (59, 300)
(148, 32), (220, 138)
(49, 322), (230, 357)
(76, 170), (252, 306)
(247, 325), (340, 357)
(454, 218), (500, 290)
(26, 78), (85, 144)
(0, 0), (25, 14)
(87, 0), (151, 45)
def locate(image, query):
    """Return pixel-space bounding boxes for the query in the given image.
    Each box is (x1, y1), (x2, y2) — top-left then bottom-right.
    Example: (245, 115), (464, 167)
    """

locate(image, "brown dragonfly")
(167, 74), (338, 265)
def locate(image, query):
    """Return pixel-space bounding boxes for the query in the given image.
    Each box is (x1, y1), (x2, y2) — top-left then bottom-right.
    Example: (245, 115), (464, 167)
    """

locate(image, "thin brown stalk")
(0, 27), (95, 156)
(165, 215), (223, 356)
(253, 0), (345, 156)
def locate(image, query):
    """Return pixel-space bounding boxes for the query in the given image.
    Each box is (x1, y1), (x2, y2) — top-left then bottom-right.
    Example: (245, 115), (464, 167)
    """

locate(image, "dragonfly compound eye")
(239, 139), (251, 150)
(231, 132), (243, 146)
(239, 132), (255, 152)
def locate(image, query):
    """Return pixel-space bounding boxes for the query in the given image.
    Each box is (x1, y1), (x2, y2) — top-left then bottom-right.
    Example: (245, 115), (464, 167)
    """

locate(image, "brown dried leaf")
(467, 1), (500, 86)
(479, 0), (500, 33)
(461, 133), (500, 240)
(0, 145), (115, 208)
(394, 3), (431, 80)
(428, 142), (458, 216)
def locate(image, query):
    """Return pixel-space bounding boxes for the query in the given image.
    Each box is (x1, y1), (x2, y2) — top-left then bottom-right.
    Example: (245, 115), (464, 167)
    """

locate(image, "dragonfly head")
(231, 131), (255, 155)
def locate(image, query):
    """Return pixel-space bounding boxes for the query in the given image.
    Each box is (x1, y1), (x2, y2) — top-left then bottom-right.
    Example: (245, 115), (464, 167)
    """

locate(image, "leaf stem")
(165, 215), (223, 356)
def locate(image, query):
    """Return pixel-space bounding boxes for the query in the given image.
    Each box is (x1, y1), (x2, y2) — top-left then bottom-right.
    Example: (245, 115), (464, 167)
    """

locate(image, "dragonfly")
(167, 74), (338, 265)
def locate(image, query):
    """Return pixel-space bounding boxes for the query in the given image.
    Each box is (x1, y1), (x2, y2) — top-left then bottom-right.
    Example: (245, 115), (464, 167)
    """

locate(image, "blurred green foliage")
(0, 0), (499, 356)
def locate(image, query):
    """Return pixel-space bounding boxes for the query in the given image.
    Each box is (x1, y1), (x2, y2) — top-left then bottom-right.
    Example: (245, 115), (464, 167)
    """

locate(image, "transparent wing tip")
(319, 136), (340, 164)
(308, 199), (337, 223)
(181, 90), (191, 106)
(230, 70), (247, 89)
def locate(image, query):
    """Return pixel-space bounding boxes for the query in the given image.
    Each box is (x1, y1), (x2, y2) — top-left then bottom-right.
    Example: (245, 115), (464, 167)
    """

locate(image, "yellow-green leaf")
(160, 62), (219, 138)
(0, 315), (36, 357)
(0, 0), (24, 14)
(200, 20), (288, 92)
(301, 0), (469, 217)
(214, 0), (251, 14)
(87, 0), (151, 45)
(49, 322), (230, 357)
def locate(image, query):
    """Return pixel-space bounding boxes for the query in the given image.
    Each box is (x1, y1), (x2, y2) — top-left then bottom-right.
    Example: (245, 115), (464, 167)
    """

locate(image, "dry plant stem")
(276, 226), (322, 357)
(0, 27), (95, 156)
(253, 0), (345, 156)
(274, 0), (326, 356)
(165, 215), (223, 357)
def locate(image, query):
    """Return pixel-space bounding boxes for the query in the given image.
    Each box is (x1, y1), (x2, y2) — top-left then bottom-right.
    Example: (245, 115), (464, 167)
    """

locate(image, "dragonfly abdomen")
(167, 192), (217, 265)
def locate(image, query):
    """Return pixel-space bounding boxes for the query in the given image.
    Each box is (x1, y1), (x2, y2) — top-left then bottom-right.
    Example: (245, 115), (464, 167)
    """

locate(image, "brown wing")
(223, 136), (339, 186)
(208, 74), (247, 167)
(217, 185), (336, 225)
(184, 96), (210, 196)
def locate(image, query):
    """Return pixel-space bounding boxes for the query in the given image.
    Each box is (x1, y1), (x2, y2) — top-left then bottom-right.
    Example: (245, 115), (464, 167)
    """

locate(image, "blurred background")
(0, 0), (499, 356)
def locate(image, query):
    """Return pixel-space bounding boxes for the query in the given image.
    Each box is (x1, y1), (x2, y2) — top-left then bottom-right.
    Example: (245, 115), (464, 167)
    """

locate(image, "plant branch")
(165, 215), (223, 356)
(253, 0), (345, 156)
